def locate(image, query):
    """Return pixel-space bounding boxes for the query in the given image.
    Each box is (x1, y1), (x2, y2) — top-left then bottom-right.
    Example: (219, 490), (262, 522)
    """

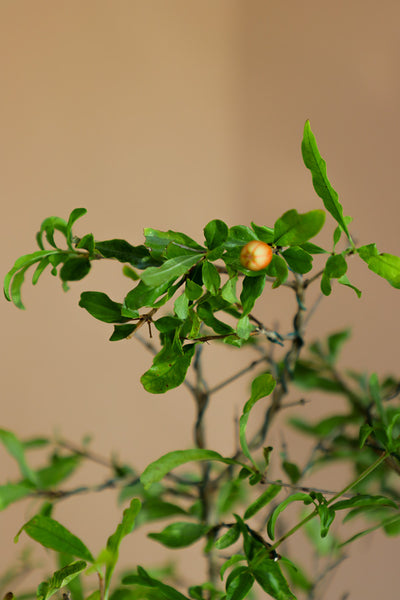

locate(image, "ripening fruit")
(240, 240), (273, 271)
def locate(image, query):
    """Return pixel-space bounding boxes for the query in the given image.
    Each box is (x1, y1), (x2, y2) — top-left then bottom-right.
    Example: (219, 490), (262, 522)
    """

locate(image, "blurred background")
(1, 1), (400, 598)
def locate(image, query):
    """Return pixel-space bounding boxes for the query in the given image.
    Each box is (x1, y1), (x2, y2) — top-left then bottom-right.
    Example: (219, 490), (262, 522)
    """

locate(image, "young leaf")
(32, 258), (51, 285)
(273, 209), (325, 247)
(104, 499), (141, 594)
(239, 374), (276, 468)
(244, 484), (282, 520)
(331, 494), (398, 513)
(79, 292), (131, 324)
(204, 219), (229, 250)
(220, 555), (247, 580)
(320, 254), (347, 296)
(265, 255), (288, 288)
(4, 249), (61, 305)
(358, 244), (400, 289)
(141, 254), (203, 288)
(66, 208), (87, 249)
(17, 515), (94, 562)
(267, 493), (313, 540)
(338, 274), (362, 298)
(301, 120), (352, 242)
(0, 429), (38, 485)
(148, 522), (208, 548)
(37, 560), (87, 600)
(140, 449), (240, 489)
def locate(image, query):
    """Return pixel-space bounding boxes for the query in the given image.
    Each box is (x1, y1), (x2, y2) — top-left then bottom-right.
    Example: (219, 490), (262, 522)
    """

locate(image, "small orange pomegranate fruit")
(240, 240), (273, 271)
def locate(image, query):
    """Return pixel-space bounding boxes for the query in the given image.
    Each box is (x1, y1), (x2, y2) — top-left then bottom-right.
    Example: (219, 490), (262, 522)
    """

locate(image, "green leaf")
(226, 570), (254, 600)
(79, 291), (131, 324)
(66, 208), (87, 249)
(204, 220), (228, 250)
(220, 555), (247, 581)
(301, 120), (351, 242)
(60, 257), (91, 281)
(144, 228), (204, 260)
(174, 293), (190, 319)
(124, 280), (171, 311)
(148, 521), (208, 549)
(0, 483), (33, 510)
(333, 216), (353, 249)
(141, 449), (240, 489)
(0, 429), (38, 485)
(36, 455), (81, 489)
(331, 494), (397, 513)
(37, 561), (87, 600)
(105, 499), (141, 594)
(281, 247), (313, 274)
(226, 225), (257, 248)
(221, 275), (238, 304)
(273, 209), (325, 247)
(338, 274), (362, 298)
(215, 525), (241, 550)
(236, 315), (253, 340)
(327, 329), (351, 363)
(185, 279), (203, 300)
(76, 233), (95, 255)
(300, 242), (328, 254)
(4, 249), (61, 305)
(321, 254), (347, 296)
(140, 343), (196, 394)
(244, 484), (282, 520)
(95, 240), (158, 269)
(250, 554), (297, 600)
(239, 374), (276, 468)
(18, 515), (94, 562)
(136, 499), (187, 526)
(202, 261), (221, 295)
(110, 324), (137, 341)
(369, 373), (385, 422)
(265, 255), (288, 288)
(251, 222), (274, 244)
(358, 244), (400, 289)
(282, 461), (301, 484)
(32, 258), (51, 285)
(267, 493), (313, 540)
(240, 275), (266, 316)
(141, 254), (203, 288)
(123, 567), (190, 600)
(359, 424), (373, 448)
(36, 216), (68, 250)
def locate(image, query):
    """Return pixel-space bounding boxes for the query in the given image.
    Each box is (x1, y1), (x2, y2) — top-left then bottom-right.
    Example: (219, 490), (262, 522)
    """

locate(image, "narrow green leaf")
(4, 250), (61, 305)
(244, 484), (282, 520)
(338, 274), (362, 298)
(220, 555), (247, 581)
(32, 258), (50, 285)
(79, 291), (130, 324)
(141, 254), (203, 287)
(215, 525), (240, 550)
(123, 567), (190, 600)
(301, 120), (351, 242)
(148, 522), (208, 548)
(37, 561), (87, 600)
(76, 233), (95, 255)
(18, 515), (94, 562)
(110, 324), (137, 341)
(359, 424), (373, 448)
(274, 209), (325, 247)
(240, 374), (276, 467)
(331, 494), (397, 513)
(267, 493), (313, 540)
(105, 499), (141, 594)
(66, 209), (87, 249)
(141, 449), (240, 489)
(36, 216), (68, 250)
(0, 429), (38, 485)
(369, 373), (385, 422)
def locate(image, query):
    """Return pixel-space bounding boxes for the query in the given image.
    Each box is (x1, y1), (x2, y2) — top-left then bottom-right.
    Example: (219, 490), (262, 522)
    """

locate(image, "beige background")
(1, 2), (400, 598)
